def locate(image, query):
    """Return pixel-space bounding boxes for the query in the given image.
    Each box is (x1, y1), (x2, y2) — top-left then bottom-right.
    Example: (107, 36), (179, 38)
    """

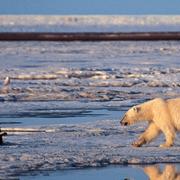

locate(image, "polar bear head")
(120, 106), (142, 126)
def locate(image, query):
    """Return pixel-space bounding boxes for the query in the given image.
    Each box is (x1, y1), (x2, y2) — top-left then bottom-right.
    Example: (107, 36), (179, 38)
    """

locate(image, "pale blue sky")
(0, 0), (180, 15)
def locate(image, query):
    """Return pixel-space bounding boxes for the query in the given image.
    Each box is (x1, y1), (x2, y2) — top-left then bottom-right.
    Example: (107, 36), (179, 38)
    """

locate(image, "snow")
(0, 120), (180, 178)
(0, 28), (180, 178)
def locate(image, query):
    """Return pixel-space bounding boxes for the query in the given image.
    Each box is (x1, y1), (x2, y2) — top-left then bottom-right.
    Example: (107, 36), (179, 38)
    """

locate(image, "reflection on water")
(22, 164), (180, 180)
(144, 164), (180, 180)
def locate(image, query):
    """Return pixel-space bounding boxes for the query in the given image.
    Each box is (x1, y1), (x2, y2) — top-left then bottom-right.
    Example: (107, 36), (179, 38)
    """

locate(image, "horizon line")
(0, 14), (180, 16)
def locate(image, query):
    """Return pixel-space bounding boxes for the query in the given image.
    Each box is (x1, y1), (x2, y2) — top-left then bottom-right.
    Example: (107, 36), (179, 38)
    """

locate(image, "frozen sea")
(0, 15), (180, 179)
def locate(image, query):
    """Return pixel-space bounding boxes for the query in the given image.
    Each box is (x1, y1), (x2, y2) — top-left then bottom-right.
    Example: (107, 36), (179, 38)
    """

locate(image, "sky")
(0, 0), (180, 15)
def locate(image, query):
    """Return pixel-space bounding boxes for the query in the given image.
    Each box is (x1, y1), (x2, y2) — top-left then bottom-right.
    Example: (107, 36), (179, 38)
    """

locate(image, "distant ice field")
(1, 15), (180, 32)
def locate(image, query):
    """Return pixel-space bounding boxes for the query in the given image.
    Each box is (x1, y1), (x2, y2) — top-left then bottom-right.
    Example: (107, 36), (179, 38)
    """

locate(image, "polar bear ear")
(133, 106), (141, 113)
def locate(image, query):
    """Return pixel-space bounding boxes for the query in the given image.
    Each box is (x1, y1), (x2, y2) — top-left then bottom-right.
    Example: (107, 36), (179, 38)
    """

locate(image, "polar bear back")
(166, 98), (180, 130)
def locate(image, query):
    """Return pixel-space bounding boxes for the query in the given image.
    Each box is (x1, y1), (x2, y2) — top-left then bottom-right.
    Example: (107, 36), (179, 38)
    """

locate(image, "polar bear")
(120, 98), (180, 148)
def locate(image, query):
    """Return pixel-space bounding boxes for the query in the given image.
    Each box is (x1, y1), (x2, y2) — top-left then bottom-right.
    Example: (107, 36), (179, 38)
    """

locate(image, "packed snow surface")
(0, 20), (180, 178)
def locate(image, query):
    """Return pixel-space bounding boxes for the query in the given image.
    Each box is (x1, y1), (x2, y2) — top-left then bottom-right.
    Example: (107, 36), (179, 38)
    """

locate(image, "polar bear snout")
(120, 115), (129, 126)
(121, 121), (129, 126)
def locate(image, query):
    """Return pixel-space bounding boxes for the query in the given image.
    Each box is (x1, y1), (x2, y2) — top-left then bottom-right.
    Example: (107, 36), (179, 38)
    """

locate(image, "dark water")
(22, 165), (148, 180)
(22, 164), (180, 180)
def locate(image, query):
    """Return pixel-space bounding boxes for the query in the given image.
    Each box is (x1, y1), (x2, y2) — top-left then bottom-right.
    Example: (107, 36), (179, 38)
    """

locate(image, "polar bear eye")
(133, 107), (141, 113)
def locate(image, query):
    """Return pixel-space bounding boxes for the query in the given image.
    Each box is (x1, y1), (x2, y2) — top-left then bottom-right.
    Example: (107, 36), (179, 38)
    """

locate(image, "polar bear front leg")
(132, 123), (160, 147)
(159, 126), (175, 148)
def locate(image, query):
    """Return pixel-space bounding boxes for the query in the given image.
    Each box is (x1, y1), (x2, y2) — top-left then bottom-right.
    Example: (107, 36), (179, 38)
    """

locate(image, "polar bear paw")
(159, 143), (173, 148)
(132, 138), (146, 147)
